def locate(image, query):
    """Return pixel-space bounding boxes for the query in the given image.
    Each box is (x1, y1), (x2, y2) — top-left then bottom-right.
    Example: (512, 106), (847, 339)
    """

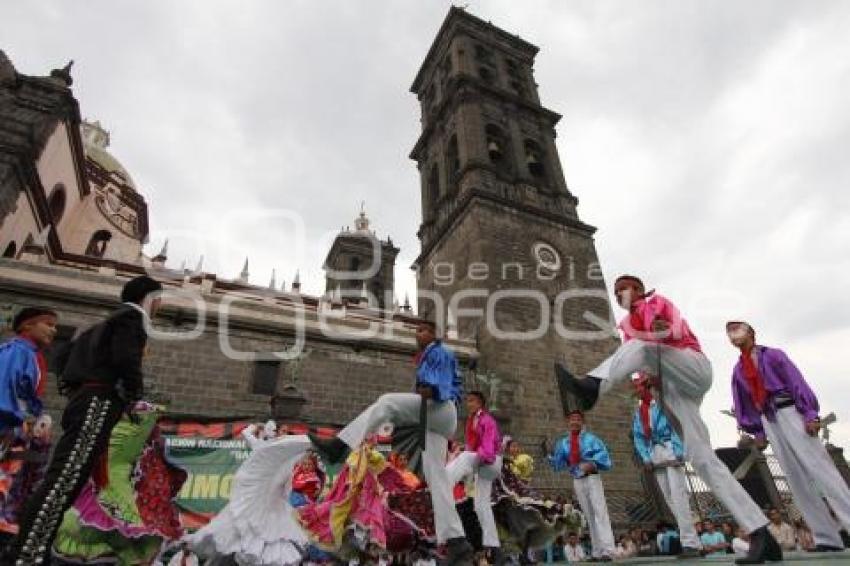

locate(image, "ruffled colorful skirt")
(0, 434), (50, 535)
(297, 446), (430, 559)
(491, 457), (583, 550)
(52, 407), (187, 565)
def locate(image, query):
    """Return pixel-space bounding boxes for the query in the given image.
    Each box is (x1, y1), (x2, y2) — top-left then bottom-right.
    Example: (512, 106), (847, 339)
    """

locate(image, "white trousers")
(589, 340), (768, 533)
(763, 406), (850, 548)
(446, 451), (503, 548)
(337, 393), (465, 543)
(651, 443), (701, 549)
(573, 474), (615, 559)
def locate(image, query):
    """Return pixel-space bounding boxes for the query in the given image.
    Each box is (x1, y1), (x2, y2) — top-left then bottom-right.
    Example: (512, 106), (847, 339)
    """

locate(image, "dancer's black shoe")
(307, 433), (349, 465)
(735, 526), (782, 564)
(554, 362), (601, 411)
(442, 537), (474, 566)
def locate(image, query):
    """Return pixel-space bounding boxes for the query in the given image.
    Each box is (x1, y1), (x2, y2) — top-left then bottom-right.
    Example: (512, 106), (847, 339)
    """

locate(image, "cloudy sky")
(6, 1), (850, 449)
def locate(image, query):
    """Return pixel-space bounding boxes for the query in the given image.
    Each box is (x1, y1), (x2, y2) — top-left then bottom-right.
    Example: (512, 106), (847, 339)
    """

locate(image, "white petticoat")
(187, 434), (312, 566)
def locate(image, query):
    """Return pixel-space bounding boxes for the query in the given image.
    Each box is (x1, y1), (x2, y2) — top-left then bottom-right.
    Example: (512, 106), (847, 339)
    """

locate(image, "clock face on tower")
(532, 241), (561, 272)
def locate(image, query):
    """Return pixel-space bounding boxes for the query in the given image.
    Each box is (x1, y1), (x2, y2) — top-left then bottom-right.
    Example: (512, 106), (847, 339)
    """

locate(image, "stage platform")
(557, 550), (850, 564)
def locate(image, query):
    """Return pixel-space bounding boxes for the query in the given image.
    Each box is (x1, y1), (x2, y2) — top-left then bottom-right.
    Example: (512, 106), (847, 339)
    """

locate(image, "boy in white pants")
(446, 390), (503, 564)
(546, 409), (615, 562)
(310, 320), (473, 565)
(556, 274), (780, 564)
(631, 373), (700, 557)
(728, 320), (850, 553)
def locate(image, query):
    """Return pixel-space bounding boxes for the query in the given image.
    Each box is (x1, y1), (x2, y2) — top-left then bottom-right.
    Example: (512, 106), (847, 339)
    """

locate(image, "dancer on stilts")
(545, 405), (614, 562)
(446, 390), (503, 564)
(727, 319), (850, 552)
(631, 373), (700, 557)
(309, 319), (474, 564)
(555, 274), (781, 564)
(10, 276), (162, 565)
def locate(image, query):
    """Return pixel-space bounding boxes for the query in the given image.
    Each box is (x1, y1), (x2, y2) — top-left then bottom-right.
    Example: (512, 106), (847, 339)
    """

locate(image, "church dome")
(80, 119), (137, 191)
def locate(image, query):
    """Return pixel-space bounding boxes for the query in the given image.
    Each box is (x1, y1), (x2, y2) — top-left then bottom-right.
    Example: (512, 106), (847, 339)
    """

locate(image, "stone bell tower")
(411, 8), (645, 515)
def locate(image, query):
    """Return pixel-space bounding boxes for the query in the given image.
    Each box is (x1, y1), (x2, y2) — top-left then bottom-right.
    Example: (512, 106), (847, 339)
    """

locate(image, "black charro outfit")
(13, 304), (147, 565)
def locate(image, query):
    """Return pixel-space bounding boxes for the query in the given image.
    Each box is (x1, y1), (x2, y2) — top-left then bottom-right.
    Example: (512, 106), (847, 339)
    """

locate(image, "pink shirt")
(466, 409), (502, 465)
(618, 293), (702, 353)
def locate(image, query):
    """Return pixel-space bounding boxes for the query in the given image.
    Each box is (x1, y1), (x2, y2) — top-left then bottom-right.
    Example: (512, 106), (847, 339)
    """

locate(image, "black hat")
(13, 307), (57, 332)
(614, 274), (644, 289)
(121, 275), (163, 305)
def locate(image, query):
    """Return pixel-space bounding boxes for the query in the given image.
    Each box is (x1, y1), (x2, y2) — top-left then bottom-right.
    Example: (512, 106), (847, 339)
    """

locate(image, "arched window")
(48, 183), (67, 225)
(524, 139), (546, 179)
(485, 124), (512, 173)
(85, 230), (112, 258)
(427, 164), (440, 218)
(445, 135), (459, 187)
(2, 241), (17, 258)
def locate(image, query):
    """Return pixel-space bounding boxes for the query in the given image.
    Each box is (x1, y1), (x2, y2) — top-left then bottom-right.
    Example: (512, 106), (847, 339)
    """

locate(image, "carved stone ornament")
(94, 185), (140, 238)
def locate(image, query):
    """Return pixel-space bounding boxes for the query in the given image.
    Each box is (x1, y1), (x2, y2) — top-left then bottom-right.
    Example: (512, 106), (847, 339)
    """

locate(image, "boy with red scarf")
(546, 409), (614, 562)
(556, 275), (779, 564)
(631, 374), (700, 557)
(728, 320), (850, 552)
(0, 308), (57, 440)
(446, 390), (502, 563)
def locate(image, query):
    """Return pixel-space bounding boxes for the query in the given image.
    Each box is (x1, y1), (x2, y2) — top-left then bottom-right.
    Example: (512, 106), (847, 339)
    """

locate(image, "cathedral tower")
(323, 205), (399, 310)
(411, 8), (644, 513)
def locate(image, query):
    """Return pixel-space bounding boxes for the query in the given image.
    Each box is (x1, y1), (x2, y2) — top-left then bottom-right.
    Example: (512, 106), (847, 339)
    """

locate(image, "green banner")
(165, 435), (252, 519)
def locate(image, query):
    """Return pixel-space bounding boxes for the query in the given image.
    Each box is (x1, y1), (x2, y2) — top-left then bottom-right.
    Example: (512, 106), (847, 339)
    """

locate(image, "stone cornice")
(411, 7), (539, 94)
(0, 258), (475, 359)
(412, 188), (597, 269)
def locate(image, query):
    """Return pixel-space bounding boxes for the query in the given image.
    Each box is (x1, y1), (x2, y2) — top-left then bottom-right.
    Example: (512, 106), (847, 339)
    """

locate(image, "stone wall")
(0, 259), (474, 431)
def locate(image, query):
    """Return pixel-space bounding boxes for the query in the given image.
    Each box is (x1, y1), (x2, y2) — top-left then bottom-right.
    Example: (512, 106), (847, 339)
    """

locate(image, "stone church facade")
(0, 9), (650, 526)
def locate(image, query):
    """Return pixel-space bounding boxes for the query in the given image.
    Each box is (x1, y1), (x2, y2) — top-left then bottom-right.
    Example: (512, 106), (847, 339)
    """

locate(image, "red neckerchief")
(569, 430), (581, 467)
(740, 346), (767, 411)
(638, 384), (653, 438)
(465, 410), (480, 451)
(20, 335), (47, 398)
(627, 309), (645, 335)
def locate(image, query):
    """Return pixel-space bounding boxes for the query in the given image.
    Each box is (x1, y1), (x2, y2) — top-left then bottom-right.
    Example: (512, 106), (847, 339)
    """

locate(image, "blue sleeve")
(548, 437), (569, 472)
(0, 342), (41, 423)
(583, 433), (612, 472)
(416, 344), (459, 402)
(632, 410), (651, 463)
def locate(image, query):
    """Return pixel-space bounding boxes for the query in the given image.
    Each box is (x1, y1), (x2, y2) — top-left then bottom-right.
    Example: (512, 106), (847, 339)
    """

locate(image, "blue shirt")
(0, 337), (43, 429)
(659, 529), (680, 555)
(416, 340), (462, 403)
(548, 429), (612, 479)
(632, 401), (685, 464)
(700, 531), (727, 557)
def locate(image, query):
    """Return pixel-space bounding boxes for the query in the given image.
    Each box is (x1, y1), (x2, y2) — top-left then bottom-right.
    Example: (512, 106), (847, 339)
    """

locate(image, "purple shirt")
(731, 346), (819, 440)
